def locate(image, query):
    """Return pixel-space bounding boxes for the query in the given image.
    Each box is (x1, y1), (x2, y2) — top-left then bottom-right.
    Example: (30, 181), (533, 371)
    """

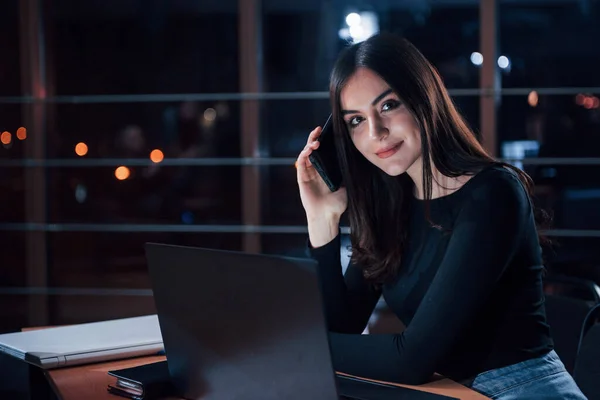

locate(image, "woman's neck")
(408, 161), (473, 200)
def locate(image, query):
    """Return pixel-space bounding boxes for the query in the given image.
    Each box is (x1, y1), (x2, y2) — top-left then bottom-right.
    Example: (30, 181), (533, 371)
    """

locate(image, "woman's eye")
(348, 116), (362, 127)
(382, 100), (400, 112)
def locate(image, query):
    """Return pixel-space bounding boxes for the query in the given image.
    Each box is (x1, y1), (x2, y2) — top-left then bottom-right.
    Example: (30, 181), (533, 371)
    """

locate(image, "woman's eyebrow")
(341, 88), (394, 115)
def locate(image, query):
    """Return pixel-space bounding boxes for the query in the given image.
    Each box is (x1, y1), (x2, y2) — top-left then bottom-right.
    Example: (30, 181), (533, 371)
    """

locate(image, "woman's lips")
(375, 142), (402, 159)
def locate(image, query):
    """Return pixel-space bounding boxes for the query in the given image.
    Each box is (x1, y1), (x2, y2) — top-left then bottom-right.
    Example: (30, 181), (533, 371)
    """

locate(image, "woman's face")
(340, 68), (422, 178)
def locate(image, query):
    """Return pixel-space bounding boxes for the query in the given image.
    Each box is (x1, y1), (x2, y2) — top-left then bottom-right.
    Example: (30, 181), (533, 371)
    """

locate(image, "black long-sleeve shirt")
(309, 165), (553, 385)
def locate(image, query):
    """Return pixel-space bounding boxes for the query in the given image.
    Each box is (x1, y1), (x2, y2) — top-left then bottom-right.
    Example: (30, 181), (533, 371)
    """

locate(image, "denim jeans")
(468, 350), (587, 399)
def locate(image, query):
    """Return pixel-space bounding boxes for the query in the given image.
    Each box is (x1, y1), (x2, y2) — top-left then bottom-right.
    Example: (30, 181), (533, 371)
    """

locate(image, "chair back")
(544, 294), (595, 374)
(573, 304), (600, 399)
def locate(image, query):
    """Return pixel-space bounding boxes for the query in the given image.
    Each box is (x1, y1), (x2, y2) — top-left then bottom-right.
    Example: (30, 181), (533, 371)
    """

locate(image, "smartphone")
(308, 114), (343, 192)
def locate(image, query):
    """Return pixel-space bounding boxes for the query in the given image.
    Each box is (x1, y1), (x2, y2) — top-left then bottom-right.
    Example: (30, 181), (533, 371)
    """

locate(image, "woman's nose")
(368, 118), (389, 140)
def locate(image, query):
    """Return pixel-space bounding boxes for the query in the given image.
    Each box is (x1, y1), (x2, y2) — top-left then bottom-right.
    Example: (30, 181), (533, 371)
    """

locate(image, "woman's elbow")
(401, 371), (434, 386)
(388, 364), (435, 386)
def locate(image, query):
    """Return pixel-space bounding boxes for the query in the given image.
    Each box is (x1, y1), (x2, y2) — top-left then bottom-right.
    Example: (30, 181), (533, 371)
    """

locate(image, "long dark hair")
(329, 33), (550, 285)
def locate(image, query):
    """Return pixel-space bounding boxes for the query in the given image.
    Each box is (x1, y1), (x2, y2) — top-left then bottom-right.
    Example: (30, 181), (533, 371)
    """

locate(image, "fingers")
(298, 127), (322, 167)
(297, 147), (318, 183)
(297, 127), (323, 182)
(298, 140), (320, 164)
(301, 127), (321, 160)
(297, 145), (312, 171)
(306, 126), (322, 146)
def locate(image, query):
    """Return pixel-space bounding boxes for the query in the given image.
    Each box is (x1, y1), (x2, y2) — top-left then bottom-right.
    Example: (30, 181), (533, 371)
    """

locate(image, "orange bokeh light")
(527, 91), (538, 107)
(75, 142), (88, 156)
(576, 94), (585, 105)
(150, 149), (164, 163)
(583, 97), (594, 109)
(115, 166), (130, 180)
(592, 97), (600, 109)
(1, 131), (11, 145)
(16, 127), (27, 140)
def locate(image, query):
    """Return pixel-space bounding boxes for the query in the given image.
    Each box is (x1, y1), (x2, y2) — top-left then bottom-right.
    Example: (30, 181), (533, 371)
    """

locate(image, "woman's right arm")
(297, 127), (381, 333)
(307, 231), (381, 334)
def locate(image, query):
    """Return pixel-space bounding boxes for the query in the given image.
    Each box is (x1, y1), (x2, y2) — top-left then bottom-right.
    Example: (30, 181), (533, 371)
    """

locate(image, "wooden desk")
(45, 355), (489, 399)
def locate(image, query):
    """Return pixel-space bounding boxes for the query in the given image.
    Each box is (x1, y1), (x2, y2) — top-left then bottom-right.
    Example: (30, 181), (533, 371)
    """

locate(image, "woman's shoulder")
(459, 163), (531, 206)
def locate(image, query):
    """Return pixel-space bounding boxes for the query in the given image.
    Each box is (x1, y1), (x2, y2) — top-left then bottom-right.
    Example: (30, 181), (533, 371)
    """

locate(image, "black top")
(309, 165), (554, 385)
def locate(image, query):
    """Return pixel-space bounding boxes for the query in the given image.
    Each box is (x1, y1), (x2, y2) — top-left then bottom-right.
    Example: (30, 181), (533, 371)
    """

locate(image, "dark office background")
(1, 0), (600, 332)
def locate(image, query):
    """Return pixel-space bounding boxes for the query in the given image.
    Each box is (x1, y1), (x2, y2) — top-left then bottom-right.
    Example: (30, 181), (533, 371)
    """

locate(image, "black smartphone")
(308, 114), (343, 192)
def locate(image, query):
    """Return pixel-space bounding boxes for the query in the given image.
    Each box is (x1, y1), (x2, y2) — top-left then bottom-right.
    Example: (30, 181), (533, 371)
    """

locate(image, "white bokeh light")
(497, 55), (510, 69)
(339, 11), (379, 44)
(470, 52), (483, 66)
(345, 13), (361, 27)
(349, 25), (364, 41)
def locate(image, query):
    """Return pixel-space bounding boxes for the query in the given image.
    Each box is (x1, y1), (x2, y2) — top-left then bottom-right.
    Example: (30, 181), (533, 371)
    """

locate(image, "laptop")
(0, 315), (163, 369)
(145, 243), (456, 400)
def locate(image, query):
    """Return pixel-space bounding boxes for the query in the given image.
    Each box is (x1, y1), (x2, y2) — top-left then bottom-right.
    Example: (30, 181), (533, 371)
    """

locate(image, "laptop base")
(336, 375), (458, 400)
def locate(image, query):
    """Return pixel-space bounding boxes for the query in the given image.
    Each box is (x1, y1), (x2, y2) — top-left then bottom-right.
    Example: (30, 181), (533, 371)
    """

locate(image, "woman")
(296, 33), (586, 399)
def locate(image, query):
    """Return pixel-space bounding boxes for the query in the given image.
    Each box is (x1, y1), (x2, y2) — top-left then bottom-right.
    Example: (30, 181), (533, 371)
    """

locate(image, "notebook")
(0, 315), (164, 369)
(108, 361), (174, 399)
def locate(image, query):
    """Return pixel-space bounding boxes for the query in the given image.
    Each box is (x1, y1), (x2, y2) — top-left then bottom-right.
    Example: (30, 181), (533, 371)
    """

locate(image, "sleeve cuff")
(305, 231), (341, 259)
